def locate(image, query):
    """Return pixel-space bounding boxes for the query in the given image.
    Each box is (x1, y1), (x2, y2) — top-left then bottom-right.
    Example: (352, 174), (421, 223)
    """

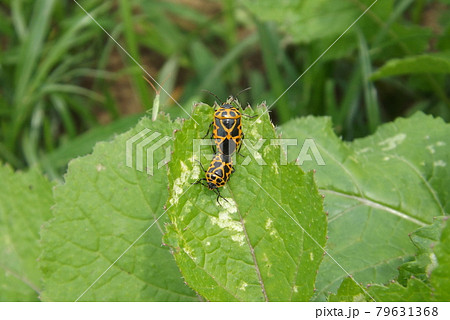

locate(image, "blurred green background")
(1, 0), (449, 180)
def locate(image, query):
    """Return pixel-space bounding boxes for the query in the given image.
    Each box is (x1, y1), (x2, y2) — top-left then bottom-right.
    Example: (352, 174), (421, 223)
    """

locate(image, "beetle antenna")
(202, 89), (224, 105)
(235, 87), (251, 99)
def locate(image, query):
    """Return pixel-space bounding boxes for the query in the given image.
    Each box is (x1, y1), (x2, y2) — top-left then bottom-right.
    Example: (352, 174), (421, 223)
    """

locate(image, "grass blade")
(11, 0), (55, 150)
(358, 30), (381, 133)
(257, 21), (289, 123)
(13, 0), (55, 105)
(118, 0), (152, 110)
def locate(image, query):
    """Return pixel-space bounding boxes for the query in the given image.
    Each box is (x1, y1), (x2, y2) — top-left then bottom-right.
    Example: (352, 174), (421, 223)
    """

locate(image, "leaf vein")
(320, 189), (427, 227)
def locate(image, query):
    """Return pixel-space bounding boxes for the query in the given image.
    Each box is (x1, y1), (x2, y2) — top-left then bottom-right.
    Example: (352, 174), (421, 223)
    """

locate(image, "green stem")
(118, 0), (152, 110)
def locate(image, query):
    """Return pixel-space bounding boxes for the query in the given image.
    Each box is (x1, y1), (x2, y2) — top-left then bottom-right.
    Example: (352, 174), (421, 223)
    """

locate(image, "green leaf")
(361, 218), (448, 302)
(164, 103), (327, 301)
(39, 113), (143, 176)
(343, 217), (450, 302)
(279, 112), (449, 299)
(328, 277), (369, 302)
(397, 218), (444, 285)
(373, 23), (432, 59)
(40, 115), (198, 301)
(430, 217), (450, 301)
(240, 0), (390, 44)
(371, 54), (450, 80)
(0, 165), (54, 301)
(368, 278), (433, 302)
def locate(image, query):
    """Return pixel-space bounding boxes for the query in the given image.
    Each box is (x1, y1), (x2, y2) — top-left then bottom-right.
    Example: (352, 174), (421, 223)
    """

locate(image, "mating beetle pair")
(194, 91), (254, 204)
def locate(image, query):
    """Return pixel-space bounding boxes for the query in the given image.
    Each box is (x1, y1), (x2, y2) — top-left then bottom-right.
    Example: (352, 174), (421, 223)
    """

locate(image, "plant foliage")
(1, 108), (448, 301)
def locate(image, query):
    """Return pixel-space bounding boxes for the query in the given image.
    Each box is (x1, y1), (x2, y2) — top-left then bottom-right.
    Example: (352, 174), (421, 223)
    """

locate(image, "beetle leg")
(237, 133), (245, 157)
(196, 160), (207, 173)
(192, 178), (207, 187)
(214, 188), (229, 206)
(202, 122), (213, 139)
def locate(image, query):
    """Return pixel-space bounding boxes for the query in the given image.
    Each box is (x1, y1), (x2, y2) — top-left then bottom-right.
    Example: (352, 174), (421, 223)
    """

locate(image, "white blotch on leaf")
(211, 200), (244, 245)
(356, 147), (371, 154)
(183, 245), (196, 261)
(353, 293), (367, 302)
(262, 145), (270, 157)
(272, 162), (279, 174)
(231, 234), (245, 246)
(211, 212), (241, 232)
(378, 133), (406, 151)
(179, 201), (193, 222)
(191, 165), (200, 180)
(170, 161), (190, 205)
(190, 155), (201, 180)
(265, 217), (278, 238)
(255, 149), (264, 160)
(239, 281), (248, 291)
(383, 156), (390, 161)
(220, 198), (238, 215)
(426, 253), (438, 275)
(293, 286), (298, 293)
(263, 253), (273, 277)
(434, 160), (446, 167)
(183, 201), (193, 213)
(426, 141), (445, 155)
(310, 252), (314, 261)
(96, 164), (106, 172)
(265, 218), (273, 230)
(181, 161), (189, 172)
(250, 126), (259, 138)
